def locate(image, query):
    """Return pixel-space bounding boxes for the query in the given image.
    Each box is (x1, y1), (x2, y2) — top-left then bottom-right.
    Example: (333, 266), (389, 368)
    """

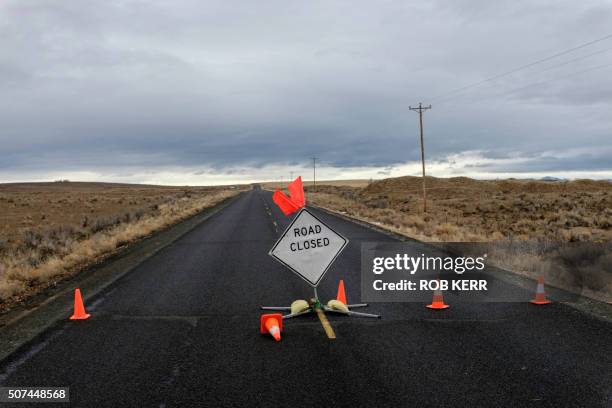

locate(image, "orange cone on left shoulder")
(260, 314), (282, 341)
(70, 288), (91, 320)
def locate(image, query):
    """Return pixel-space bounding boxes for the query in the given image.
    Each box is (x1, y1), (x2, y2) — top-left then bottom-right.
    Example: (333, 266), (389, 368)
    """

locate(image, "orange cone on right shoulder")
(426, 287), (449, 310)
(530, 276), (552, 305)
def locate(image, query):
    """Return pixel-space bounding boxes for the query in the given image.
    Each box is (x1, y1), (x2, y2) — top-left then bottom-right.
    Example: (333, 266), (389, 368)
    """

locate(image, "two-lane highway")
(1, 188), (611, 407)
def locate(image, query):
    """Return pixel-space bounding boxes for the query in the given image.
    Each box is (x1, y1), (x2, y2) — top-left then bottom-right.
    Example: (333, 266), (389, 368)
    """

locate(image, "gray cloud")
(1, 0), (611, 183)
(460, 150), (612, 172)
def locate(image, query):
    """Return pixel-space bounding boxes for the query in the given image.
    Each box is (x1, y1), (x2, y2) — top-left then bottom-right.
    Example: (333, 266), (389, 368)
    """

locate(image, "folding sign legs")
(260, 288), (380, 320)
(323, 306), (380, 318)
(260, 304), (314, 320)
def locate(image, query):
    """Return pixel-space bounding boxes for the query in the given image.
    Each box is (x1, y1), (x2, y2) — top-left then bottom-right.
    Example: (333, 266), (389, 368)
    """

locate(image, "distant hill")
(353, 175), (612, 196)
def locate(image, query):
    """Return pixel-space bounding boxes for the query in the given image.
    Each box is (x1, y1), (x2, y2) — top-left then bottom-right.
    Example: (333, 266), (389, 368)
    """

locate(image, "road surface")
(1, 188), (611, 407)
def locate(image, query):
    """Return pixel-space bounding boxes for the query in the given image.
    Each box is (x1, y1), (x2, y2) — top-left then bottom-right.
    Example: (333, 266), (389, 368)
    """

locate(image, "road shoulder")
(311, 204), (612, 323)
(0, 192), (244, 363)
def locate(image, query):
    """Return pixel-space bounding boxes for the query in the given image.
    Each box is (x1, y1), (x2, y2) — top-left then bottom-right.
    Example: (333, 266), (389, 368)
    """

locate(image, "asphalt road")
(1, 187), (611, 407)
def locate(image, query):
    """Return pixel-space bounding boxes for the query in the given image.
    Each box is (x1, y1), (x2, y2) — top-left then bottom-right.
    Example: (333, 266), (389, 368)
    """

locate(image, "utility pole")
(290, 171), (294, 183)
(409, 102), (432, 213)
(312, 157), (318, 192)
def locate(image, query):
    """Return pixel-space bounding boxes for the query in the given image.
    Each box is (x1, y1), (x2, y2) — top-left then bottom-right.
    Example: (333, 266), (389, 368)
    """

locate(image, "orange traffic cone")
(426, 287), (449, 310)
(70, 288), (91, 320)
(260, 314), (282, 341)
(336, 280), (347, 305)
(530, 276), (552, 305)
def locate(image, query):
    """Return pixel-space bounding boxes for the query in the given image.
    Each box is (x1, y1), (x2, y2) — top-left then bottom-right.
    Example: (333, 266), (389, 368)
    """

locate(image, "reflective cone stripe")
(260, 313), (283, 341)
(266, 320), (281, 341)
(69, 288), (91, 320)
(426, 288), (449, 310)
(530, 276), (552, 305)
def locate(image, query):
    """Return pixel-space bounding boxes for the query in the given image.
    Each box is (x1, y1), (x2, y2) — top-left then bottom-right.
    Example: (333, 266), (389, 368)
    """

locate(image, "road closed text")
(289, 225), (331, 251)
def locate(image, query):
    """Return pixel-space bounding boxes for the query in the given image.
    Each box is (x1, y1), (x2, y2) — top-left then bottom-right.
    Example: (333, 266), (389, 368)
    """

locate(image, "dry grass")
(0, 182), (245, 307)
(308, 176), (612, 243)
(308, 176), (612, 302)
(485, 240), (612, 302)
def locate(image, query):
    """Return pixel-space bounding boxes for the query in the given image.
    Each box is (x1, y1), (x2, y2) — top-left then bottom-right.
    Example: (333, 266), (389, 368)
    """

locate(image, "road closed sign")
(269, 208), (348, 287)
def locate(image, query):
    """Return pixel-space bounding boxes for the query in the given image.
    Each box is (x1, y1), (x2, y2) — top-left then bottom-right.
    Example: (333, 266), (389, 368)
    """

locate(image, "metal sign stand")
(261, 287), (380, 320)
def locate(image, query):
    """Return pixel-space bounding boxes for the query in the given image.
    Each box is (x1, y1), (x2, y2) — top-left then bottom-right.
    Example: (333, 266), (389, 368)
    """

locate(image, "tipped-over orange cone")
(260, 313), (282, 341)
(336, 280), (347, 305)
(70, 288), (91, 320)
(426, 288), (449, 310)
(530, 276), (552, 305)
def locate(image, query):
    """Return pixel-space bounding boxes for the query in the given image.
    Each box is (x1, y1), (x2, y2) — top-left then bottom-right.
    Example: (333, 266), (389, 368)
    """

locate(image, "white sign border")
(268, 207), (349, 287)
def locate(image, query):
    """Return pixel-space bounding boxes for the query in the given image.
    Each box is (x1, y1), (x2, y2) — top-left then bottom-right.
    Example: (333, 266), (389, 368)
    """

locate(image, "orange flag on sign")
(272, 176), (306, 216)
(287, 176), (305, 208)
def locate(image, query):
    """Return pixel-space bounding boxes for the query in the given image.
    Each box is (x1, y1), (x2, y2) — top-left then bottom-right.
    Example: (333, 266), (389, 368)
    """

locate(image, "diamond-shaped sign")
(269, 208), (348, 287)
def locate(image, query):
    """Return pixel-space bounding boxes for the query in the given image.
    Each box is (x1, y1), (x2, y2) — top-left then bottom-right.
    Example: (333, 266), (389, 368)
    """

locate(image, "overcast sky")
(1, 0), (611, 185)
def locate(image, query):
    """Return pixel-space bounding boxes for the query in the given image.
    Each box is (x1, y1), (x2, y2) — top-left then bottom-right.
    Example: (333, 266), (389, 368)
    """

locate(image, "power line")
(428, 32), (612, 102)
(529, 47), (612, 75)
(499, 62), (612, 99)
(434, 54), (612, 106)
(438, 48), (612, 104)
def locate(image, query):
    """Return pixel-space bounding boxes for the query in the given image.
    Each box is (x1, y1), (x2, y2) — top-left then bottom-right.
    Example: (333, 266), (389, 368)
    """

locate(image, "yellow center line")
(316, 308), (336, 339)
